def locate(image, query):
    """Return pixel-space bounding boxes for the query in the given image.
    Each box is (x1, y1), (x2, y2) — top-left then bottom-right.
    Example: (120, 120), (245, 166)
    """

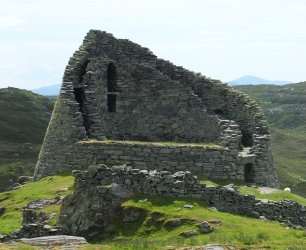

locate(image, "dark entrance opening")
(107, 63), (117, 113)
(241, 132), (253, 147)
(79, 60), (90, 83)
(107, 94), (116, 113)
(73, 87), (91, 137)
(244, 163), (255, 183)
(107, 63), (117, 92)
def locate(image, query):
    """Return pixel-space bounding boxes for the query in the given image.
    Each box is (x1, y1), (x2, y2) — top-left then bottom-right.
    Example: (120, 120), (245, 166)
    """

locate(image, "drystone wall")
(71, 141), (255, 182)
(56, 165), (305, 236)
(34, 29), (278, 188)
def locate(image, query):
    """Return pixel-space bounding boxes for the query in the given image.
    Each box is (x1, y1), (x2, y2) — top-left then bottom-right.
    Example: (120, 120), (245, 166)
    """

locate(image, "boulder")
(0, 206), (5, 216)
(17, 176), (34, 185)
(199, 221), (214, 233)
(122, 207), (144, 222)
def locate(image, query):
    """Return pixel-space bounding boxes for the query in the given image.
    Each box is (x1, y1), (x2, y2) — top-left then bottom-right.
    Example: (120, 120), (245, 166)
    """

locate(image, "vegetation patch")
(82, 139), (221, 149)
(0, 172), (74, 235)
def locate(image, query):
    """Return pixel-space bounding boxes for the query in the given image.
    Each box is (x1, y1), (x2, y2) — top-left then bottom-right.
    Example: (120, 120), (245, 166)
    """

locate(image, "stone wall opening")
(73, 87), (91, 137)
(107, 94), (116, 113)
(107, 63), (117, 92)
(244, 163), (255, 183)
(80, 60), (90, 83)
(241, 133), (253, 147)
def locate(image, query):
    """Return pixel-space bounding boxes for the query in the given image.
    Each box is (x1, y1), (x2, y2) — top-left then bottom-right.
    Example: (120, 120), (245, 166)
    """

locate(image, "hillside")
(0, 87), (54, 192)
(1, 173), (306, 249)
(233, 82), (306, 197)
(0, 173), (306, 249)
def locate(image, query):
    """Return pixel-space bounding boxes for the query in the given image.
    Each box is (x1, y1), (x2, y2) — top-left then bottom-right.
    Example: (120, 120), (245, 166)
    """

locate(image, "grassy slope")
(0, 174), (306, 249)
(233, 82), (306, 198)
(0, 87), (54, 192)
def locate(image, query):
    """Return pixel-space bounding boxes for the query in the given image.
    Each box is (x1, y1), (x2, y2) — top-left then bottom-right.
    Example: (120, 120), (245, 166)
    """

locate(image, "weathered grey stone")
(122, 207), (144, 222)
(33, 30), (278, 190)
(169, 219), (181, 227)
(18, 235), (87, 247)
(0, 206), (5, 216)
(180, 230), (197, 237)
(109, 183), (133, 198)
(199, 221), (214, 233)
(17, 176), (33, 184)
(88, 165), (98, 177)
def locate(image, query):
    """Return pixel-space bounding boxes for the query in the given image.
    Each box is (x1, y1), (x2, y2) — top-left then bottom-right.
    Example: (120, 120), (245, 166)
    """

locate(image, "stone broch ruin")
(34, 29), (279, 188)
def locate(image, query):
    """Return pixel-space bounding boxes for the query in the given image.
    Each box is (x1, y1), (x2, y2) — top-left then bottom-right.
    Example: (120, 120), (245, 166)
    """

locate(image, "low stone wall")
(57, 165), (305, 236)
(71, 141), (256, 182)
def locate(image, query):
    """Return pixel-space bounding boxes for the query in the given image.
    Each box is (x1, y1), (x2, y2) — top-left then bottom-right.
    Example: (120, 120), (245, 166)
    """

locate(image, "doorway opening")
(244, 163), (255, 183)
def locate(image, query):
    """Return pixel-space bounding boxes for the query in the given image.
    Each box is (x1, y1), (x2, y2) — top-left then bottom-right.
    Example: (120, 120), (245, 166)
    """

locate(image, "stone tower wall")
(34, 30), (279, 188)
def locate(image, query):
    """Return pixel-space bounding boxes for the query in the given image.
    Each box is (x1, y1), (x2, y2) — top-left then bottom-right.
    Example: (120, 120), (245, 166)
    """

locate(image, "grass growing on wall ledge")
(82, 139), (223, 149)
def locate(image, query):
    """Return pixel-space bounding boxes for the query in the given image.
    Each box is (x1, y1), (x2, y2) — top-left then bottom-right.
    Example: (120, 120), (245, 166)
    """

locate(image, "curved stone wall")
(34, 29), (278, 188)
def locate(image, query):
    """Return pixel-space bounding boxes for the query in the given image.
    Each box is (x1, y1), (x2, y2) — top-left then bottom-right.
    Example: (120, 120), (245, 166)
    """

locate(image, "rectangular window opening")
(108, 94), (116, 113)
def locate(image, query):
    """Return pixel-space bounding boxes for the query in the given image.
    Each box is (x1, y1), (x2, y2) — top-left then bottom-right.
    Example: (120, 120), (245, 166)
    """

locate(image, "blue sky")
(1, 0), (306, 89)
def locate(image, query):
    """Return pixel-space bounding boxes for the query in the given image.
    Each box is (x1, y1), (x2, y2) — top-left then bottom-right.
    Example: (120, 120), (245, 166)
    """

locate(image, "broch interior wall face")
(34, 29), (279, 188)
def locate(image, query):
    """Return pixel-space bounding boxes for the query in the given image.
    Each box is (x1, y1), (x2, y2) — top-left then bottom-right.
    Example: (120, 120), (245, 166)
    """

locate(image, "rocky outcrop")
(56, 182), (133, 236)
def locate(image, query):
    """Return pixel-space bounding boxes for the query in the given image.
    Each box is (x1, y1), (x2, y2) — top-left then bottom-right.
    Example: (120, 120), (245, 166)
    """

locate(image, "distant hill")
(233, 82), (306, 198)
(31, 84), (61, 96)
(228, 75), (291, 86)
(29, 76), (292, 95)
(0, 87), (54, 191)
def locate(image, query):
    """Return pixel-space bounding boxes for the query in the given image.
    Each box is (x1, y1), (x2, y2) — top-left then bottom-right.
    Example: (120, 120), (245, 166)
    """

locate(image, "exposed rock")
(18, 235), (87, 247)
(183, 204), (193, 209)
(5, 183), (21, 191)
(122, 207), (144, 222)
(180, 230), (198, 237)
(199, 221), (214, 233)
(21, 209), (37, 225)
(209, 207), (218, 212)
(17, 176), (33, 185)
(204, 244), (226, 250)
(56, 184), (133, 236)
(88, 165), (98, 177)
(0, 206), (5, 216)
(109, 183), (133, 198)
(167, 219), (182, 227)
(250, 211), (260, 218)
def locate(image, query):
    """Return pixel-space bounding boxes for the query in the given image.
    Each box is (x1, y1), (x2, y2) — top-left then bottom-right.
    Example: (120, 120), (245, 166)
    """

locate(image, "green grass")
(88, 192), (306, 249)
(1, 173), (306, 249)
(84, 139), (221, 148)
(0, 172), (74, 234)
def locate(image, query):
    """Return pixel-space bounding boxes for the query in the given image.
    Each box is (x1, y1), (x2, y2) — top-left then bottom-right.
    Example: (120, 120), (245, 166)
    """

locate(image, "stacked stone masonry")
(71, 141), (255, 182)
(34, 29), (278, 188)
(56, 166), (305, 236)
